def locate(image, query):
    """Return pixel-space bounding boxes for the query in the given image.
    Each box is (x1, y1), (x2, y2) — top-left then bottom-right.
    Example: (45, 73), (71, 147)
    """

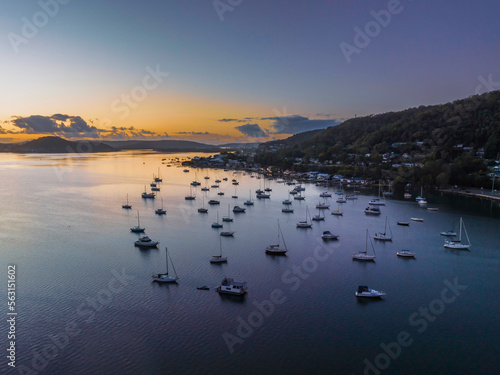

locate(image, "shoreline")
(439, 188), (500, 202)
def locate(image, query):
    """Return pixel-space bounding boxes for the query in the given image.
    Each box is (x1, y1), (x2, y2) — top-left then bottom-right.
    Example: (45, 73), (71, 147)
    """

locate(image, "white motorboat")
(152, 247), (178, 283)
(364, 206), (381, 215)
(321, 230), (338, 240)
(266, 220), (288, 255)
(355, 285), (385, 298)
(368, 198), (385, 206)
(411, 217), (423, 222)
(216, 278), (247, 295)
(444, 217), (471, 250)
(134, 235), (159, 248)
(397, 250), (416, 258)
(404, 193), (412, 199)
(353, 230), (376, 261)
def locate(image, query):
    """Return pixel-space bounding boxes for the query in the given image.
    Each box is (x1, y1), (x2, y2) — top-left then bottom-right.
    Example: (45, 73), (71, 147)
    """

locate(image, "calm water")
(1, 152), (499, 375)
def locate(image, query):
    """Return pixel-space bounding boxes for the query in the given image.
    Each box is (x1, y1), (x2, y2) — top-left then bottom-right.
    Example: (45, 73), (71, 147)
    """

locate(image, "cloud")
(261, 115), (343, 134)
(218, 118), (249, 123)
(7, 115), (170, 141)
(234, 123), (268, 138)
(10, 114), (99, 137)
(176, 131), (210, 135)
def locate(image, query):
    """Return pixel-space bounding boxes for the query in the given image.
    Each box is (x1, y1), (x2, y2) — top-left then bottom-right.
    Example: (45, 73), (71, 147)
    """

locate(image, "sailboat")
(232, 187), (238, 199)
(440, 219), (457, 236)
(266, 220), (288, 255)
(312, 207), (325, 221)
(185, 185), (196, 200)
(141, 185), (155, 199)
(316, 201), (330, 209)
(198, 197), (208, 213)
(152, 247), (178, 282)
(331, 203), (343, 216)
(122, 194), (132, 209)
(212, 211), (223, 228)
(154, 167), (163, 182)
(155, 198), (166, 215)
(297, 206), (313, 228)
(130, 211), (145, 233)
(416, 187), (427, 207)
(369, 183), (385, 205)
(210, 237), (228, 263)
(374, 216), (392, 241)
(244, 190), (254, 205)
(352, 230), (376, 261)
(222, 204), (233, 222)
(444, 217), (471, 250)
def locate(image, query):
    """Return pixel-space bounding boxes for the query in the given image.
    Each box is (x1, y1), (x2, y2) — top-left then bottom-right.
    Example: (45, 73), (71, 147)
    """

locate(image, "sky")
(1, 0), (499, 144)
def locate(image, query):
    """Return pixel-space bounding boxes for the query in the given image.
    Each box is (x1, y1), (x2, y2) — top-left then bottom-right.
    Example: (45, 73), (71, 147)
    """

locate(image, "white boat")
(345, 194), (357, 200)
(212, 211), (223, 228)
(355, 285), (385, 298)
(364, 206), (381, 215)
(312, 208), (325, 221)
(368, 198), (385, 206)
(122, 194), (132, 209)
(427, 207), (439, 211)
(155, 198), (166, 215)
(152, 247), (178, 282)
(294, 193), (305, 200)
(243, 190), (254, 206)
(321, 230), (338, 240)
(397, 250), (416, 258)
(297, 207), (313, 228)
(444, 217), (471, 250)
(198, 197), (208, 213)
(411, 217), (424, 222)
(222, 204), (233, 222)
(282, 198), (292, 205)
(319, 191), (332, 198)
(266, 220), (288, 255)
(316, 201), (330, 209)
(353, 230), (376, 261)
(294, 185), (305, 191)
(440, 219), (457, 236)
(130, 210), (145, 233)
(141, 186), (155, 199)
(418, 199), (428, 207)
(404, 193), (412, 199)
(216, 277), (247, 295)
(374, 216), (392, 241)
(134, 235), (159, 248)
(233, 206), (246, 213)
(255, 188), (263, 194)
(210, 237), (228, 263)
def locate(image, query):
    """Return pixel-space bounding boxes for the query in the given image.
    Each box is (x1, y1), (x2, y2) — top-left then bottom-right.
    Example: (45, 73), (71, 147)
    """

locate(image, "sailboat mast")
(459, 217), (463, 241)
(165, 247), (169, 275)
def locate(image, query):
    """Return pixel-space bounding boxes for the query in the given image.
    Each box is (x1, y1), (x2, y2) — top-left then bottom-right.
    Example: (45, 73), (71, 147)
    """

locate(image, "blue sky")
(1, 0), (499, 143)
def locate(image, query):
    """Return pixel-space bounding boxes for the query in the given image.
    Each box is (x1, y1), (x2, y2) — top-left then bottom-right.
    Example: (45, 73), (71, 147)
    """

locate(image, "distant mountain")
(219, 142), (260, 149)
(0, 136), (116, 153)
(259, 129), (325, 149)
(103, 140), (220, 152)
